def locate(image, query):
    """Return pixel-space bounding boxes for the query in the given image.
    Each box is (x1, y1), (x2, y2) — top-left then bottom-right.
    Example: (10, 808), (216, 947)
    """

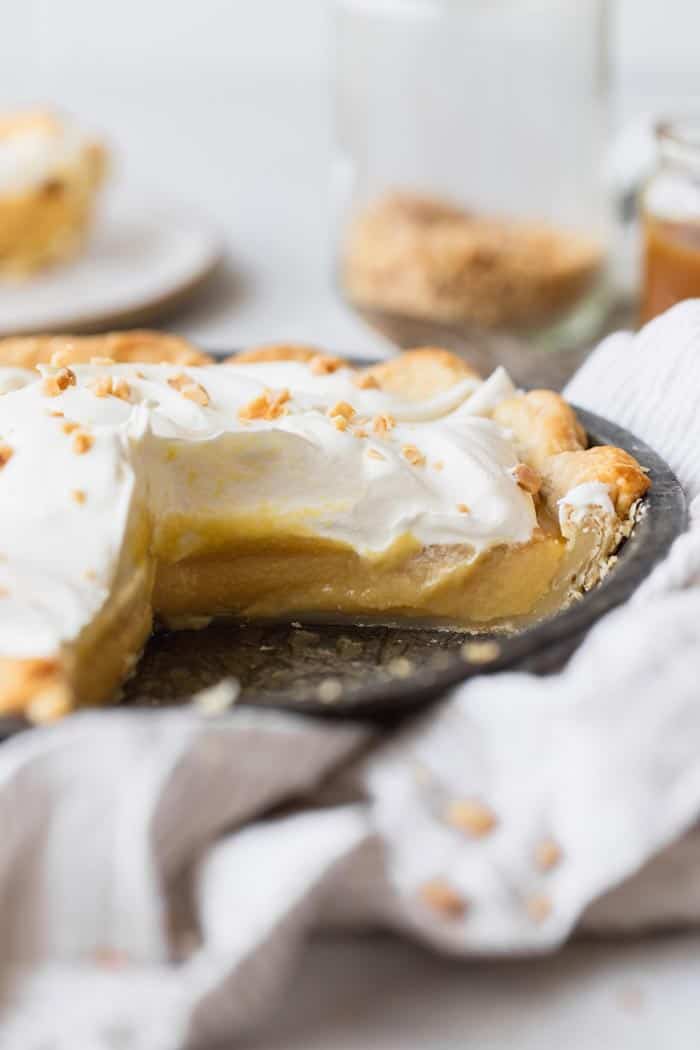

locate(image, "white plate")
(0, 186), (222, 335)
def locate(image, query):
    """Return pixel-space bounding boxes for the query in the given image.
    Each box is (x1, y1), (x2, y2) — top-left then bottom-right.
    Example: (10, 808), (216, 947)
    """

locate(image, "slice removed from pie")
(0, 333), (650, 720)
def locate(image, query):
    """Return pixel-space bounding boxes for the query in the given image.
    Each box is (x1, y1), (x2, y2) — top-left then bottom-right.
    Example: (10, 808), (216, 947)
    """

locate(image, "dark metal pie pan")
(0, 407), (687, 736)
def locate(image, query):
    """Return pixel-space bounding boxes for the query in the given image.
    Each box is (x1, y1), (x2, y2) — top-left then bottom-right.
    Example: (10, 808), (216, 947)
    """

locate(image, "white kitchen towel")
(3, 303), (700, 1049)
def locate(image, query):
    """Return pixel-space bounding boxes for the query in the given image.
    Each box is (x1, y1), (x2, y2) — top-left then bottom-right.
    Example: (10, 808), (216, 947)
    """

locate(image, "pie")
(0, 331), (649, 721)
(0, 110), (107, 277)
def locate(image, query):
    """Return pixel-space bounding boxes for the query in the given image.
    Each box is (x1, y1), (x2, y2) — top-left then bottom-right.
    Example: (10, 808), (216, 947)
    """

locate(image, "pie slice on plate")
(0, 332), (649, 721)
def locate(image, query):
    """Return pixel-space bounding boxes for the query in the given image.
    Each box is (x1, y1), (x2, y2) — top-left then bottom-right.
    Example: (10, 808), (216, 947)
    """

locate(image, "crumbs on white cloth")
(3, 302), (700, 1049)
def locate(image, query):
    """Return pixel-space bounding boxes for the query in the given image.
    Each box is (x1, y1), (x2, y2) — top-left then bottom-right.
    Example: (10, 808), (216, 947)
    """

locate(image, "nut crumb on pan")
(461, 640), (501, 664)
(193, 679), (240, 716)
(418, 878), (468, 920)
(317, 677), (343, 703)
(387, 656), (414, 679)
(444, 798), (497, 837)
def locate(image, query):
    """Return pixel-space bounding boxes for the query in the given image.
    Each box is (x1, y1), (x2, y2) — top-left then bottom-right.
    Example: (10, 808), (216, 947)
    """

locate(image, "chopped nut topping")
(457, 503), (470, 514)
(42, 367), (76, 398)
(402, 444), (426, 467)
(49, 410), (64, 418)
(167, 373), (209, 406)
(433, 460), (444, 472)
(526, 893), (552, 923)
(354, 427), (368, 439)
(112, 378), (132, 402)
(372, 413), (396, 436)
(534, 838), (562, 873)
(72, 431), (94, 455)
(309, 354), (342, 375)
(327, 401), (355, 421)
(418, 878), (468, 920)
(366, 448), (386, 461)
(512, 462), (542, 495)
(461, 640), (501, 664)
(331, 415), (348, 432)
(62, 421), (79, 435)
(238, 388), (288, 422)
(0, 445), (13, 469)
(72, 489), (87, 504)
(354, 372), (379, 390)
(444, 799), (497, 837)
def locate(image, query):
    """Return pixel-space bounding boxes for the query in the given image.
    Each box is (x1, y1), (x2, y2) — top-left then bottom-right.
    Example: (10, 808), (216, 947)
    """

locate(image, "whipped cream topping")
(558, 481), (615, 530)
(0, 114), (88, 195)
(0, 358), (604, 659)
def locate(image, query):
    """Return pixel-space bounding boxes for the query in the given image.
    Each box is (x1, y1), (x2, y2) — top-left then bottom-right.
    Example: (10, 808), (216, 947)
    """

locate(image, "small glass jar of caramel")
(641, 119), (700, 324)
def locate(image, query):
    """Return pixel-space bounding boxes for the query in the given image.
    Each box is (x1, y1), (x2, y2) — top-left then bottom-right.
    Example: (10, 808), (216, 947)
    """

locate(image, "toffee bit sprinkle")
(49, 410), (64, 418)
(72, 489), (87, 504)
(112, 378), (132, 402)
(512, 462), (542, 495)
(402, 444), (426, 468)
(62, 421), (79, 434)
(366, 447), (386, 461)
(238, 389), (287, 422)
(88, 377), (113, 398)
(460, 640), (501, 664)
(331, 415), (348, 432)
(526, 893), (552, 924)
(317, 677), (343, 704)
(418, 878), (468, 920)
(168, 373), (210, 406)
(72, 431), (94, 455)
(534, 838), (562, 873)
(354, 372), (379, 390)
(327, 401), (355, 421)
(457, 503), (470, 514)
(0, 445), (13, 469)
(42, 367), (76, 397)
(372, 413), (395, 436)
(444, 798), (497, 838)
(310, 354), (342, 375)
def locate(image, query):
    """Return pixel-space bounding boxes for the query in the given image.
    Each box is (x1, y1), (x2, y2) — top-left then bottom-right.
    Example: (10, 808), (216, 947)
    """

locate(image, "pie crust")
(0, 333), (650, 720)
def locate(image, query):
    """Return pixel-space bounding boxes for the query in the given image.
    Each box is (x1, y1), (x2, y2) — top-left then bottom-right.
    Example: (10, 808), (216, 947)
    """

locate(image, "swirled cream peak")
(0, 357), (543, 657)
(0, 111), (89, 194)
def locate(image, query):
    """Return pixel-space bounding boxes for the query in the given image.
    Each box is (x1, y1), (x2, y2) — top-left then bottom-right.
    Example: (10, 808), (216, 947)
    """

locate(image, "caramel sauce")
(641, 215), (700, 323)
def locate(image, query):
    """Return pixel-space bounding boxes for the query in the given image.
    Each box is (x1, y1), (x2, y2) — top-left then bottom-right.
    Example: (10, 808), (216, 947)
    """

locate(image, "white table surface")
(18, 71), (700, 1049)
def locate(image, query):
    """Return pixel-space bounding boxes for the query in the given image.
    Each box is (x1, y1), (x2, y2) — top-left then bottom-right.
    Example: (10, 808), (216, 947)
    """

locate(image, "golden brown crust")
(0, 331), (211, 367)
(491, 390), (649, 518)
(228, 343), (327, 365)
(492, 389), (586, 470)
(360, 348), (480, 401)
(543, 446), (651, 517)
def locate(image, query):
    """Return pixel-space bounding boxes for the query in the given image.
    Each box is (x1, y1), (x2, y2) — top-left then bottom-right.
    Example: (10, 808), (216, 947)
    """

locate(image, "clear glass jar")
(334, 0), (612, 382)
(641, 118), (700, 325)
